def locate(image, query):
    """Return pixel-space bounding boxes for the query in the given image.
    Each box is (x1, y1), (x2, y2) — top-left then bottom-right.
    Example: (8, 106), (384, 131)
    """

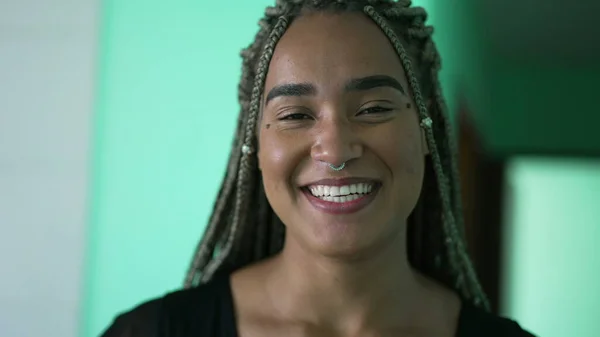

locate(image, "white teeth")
(330, 186), (340, 196)
(320, 194), (363, 203)
(308, 183), (376, 201)
(357, 184), (365, 194)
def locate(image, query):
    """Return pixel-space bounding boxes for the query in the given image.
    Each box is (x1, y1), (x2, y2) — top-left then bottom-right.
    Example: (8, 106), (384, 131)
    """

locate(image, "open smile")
(301, 179), (381, 215)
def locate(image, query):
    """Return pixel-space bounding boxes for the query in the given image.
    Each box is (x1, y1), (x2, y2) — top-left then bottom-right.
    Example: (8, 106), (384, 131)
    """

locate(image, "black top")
(101, 275), (535, 337)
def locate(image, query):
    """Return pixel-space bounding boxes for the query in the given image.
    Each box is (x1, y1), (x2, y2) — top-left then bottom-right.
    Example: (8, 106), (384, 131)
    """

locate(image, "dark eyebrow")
(264, 75), (405, 106)
(344, 75), (406, 94)
(265, 83), (316, 106)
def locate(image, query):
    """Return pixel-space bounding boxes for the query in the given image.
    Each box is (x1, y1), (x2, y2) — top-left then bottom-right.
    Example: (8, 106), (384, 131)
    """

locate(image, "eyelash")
(279, 106), (393, 121)
(280, 113), (311, 121)
(358, 106), (393, 115)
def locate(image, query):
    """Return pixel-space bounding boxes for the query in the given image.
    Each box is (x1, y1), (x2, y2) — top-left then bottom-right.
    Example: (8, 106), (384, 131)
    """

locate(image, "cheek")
(377, 124), (424, 176)
(373, 123), (425, 211)
(258, 130), (305, 204)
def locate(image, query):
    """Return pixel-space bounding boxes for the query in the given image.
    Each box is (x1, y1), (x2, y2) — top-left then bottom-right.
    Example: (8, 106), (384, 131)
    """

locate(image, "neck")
(266, 227), (425, 331)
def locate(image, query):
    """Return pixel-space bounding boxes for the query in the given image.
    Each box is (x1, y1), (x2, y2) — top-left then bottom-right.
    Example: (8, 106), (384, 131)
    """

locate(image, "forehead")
(264, 12), (408, 92)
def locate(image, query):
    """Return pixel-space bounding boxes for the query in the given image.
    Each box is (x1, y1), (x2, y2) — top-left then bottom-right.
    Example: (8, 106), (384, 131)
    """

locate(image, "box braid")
(183, 0), (490, 311)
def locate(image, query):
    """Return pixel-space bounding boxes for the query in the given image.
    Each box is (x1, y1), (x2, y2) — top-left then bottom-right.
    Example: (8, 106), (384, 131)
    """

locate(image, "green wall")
(502, 157), (600, 336)
(81, 1), (466, 336)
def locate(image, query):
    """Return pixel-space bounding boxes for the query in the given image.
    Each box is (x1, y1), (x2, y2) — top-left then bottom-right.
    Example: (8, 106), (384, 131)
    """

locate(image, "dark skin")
(231, 12), (461, 337)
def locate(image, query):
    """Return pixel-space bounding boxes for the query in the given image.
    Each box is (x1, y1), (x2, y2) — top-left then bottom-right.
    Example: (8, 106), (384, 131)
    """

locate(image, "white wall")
(0, 1), (98, 336)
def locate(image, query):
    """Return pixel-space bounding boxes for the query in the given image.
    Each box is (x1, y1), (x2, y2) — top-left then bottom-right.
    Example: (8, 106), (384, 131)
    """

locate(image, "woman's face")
(258, 12), (428, 258)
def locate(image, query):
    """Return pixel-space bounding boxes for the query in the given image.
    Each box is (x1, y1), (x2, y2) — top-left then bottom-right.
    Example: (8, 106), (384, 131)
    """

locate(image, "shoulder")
(100, 275), (234, 337)
(99, 296), (163, 337)
(458, 303), (536, 337)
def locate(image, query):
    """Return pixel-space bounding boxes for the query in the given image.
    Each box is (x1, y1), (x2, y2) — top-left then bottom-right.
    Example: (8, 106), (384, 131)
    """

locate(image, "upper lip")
(301, 177), (381, 187)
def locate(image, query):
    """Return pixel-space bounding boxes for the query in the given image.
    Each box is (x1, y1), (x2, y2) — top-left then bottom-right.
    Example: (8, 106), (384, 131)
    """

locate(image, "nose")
(310, 118), (363, 168)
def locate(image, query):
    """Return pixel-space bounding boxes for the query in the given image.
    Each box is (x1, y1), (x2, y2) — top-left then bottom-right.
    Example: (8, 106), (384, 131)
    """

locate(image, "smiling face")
(257, 11), (429, 258)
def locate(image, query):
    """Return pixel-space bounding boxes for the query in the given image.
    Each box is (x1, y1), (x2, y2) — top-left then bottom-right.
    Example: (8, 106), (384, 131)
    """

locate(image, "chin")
(304, 224), (394, 261)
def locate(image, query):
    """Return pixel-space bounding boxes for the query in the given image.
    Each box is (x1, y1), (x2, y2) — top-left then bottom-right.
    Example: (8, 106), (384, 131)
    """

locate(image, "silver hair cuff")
(420, 117), (433, 129)
(241, 144), (253, 155)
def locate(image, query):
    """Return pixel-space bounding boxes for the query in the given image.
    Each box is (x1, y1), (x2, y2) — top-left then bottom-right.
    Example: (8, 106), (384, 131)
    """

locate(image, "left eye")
(358, 106), (393, 115)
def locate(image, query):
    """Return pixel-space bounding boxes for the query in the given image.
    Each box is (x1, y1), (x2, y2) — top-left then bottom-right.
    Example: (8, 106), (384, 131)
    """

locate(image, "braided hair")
(184, 0), (490, 310)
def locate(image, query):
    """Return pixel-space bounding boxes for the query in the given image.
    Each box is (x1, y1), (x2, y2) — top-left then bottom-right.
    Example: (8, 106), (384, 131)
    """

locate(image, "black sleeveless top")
(100, 274), (535, 337)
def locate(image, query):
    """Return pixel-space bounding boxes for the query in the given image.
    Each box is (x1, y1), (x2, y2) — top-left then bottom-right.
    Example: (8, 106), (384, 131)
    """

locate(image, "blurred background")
(1, 0), (599, 336)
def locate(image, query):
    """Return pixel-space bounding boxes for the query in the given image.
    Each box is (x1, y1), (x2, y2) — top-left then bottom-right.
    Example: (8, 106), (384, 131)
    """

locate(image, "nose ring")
(328, 162), (346, 171)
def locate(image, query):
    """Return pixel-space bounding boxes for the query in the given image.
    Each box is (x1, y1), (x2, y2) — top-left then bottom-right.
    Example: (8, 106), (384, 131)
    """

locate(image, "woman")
(102, 1), (534, 336)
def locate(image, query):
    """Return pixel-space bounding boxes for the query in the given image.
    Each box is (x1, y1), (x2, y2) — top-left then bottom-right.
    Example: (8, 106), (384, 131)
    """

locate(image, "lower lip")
(301, 186), (380, 215)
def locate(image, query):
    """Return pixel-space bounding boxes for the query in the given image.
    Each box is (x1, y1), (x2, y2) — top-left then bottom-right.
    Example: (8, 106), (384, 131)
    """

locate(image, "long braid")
(183, 117), (244, 286)
(198, 16), (290, 283)
(184, 0), (489, 311)
(183, 6), (292, 288)
(430, 44), (488, 308)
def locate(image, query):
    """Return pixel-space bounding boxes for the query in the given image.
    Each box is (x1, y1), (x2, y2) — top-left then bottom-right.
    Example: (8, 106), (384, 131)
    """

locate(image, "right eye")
(279, 113), (312, 121)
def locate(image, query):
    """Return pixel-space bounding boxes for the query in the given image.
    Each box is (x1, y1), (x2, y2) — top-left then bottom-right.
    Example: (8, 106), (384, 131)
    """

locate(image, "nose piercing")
(328, 162), (346, 171)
